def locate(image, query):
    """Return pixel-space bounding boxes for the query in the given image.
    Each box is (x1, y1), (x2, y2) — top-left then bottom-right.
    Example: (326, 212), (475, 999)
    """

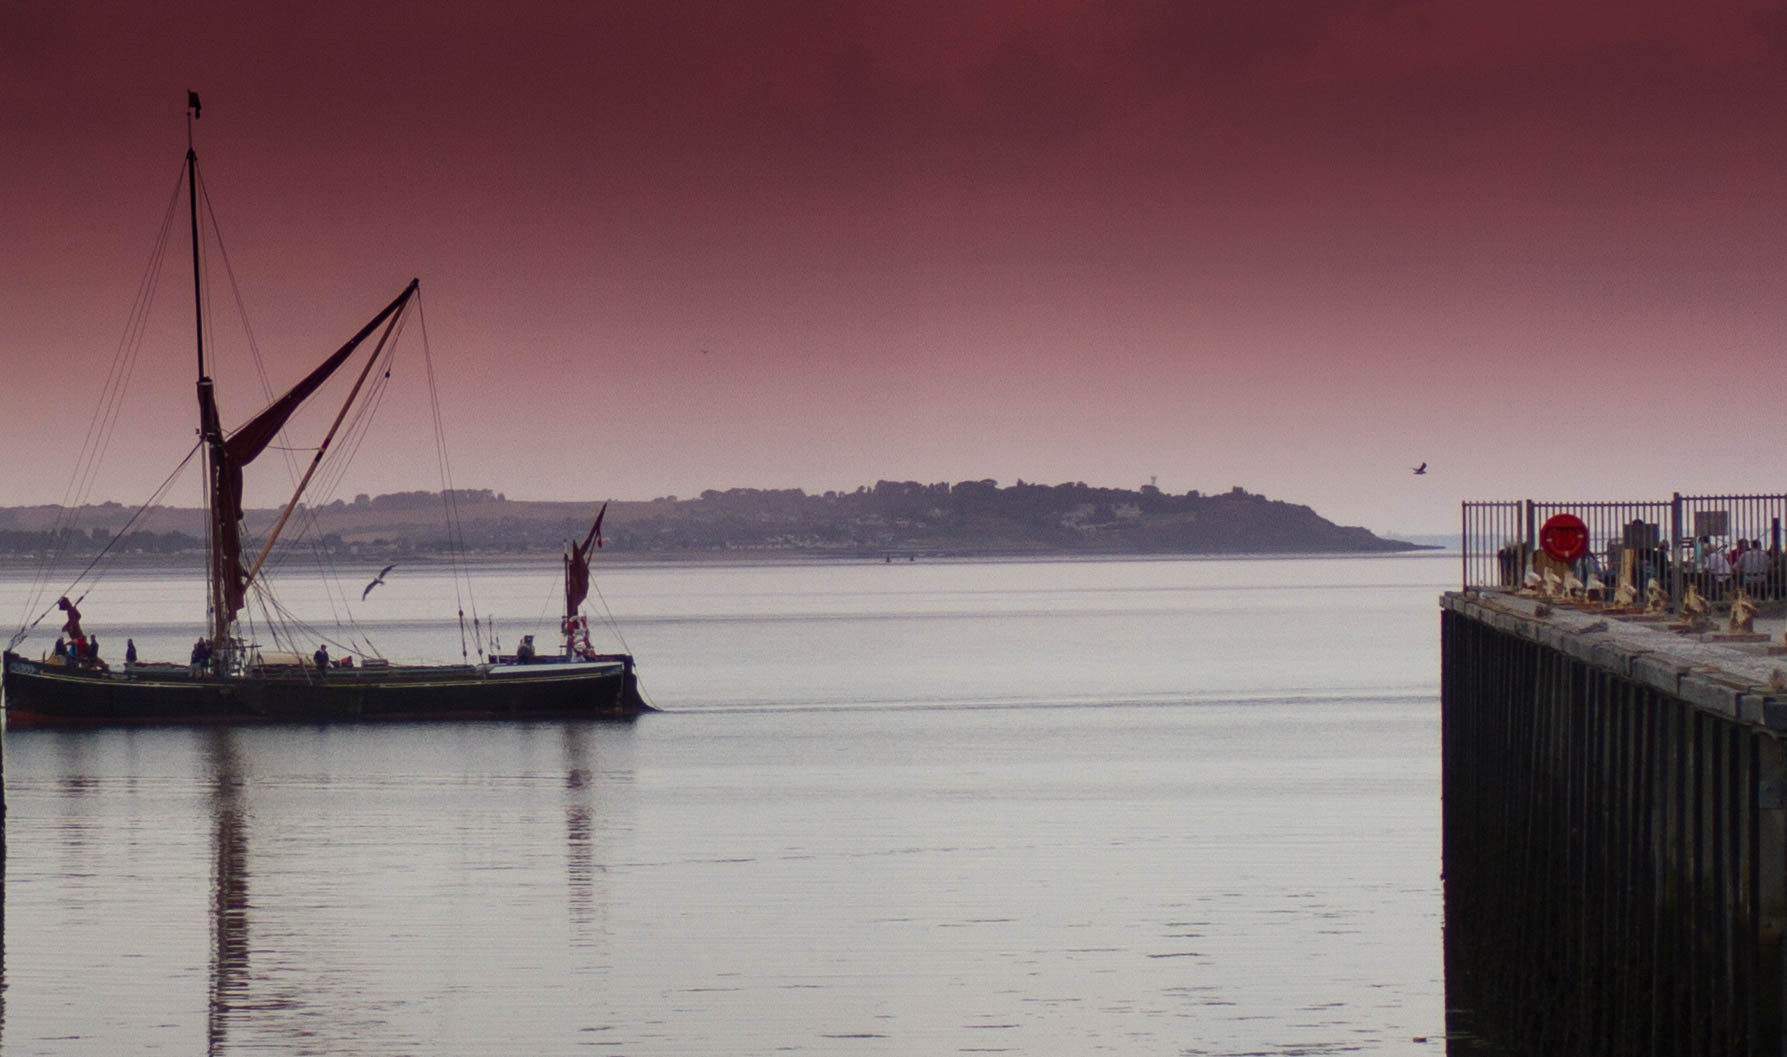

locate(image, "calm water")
(1, 554), (1449, 1055)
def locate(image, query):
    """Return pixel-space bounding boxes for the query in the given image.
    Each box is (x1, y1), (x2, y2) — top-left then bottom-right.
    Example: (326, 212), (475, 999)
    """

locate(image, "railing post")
(1460, 501), (1469, 589)
(1671, 492), (1683, 610)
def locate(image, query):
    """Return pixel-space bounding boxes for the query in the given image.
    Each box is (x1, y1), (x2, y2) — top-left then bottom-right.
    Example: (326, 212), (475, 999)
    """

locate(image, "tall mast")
(563, 548), (573, 655)
(187, 149), (205, 380)
(187, 93), (229, 655)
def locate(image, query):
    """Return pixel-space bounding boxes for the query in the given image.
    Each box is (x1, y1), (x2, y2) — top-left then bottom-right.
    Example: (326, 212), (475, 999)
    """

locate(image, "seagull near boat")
(361, 563), (397, 601)
(1412, 463), (1427, 475)
(1, 95), (649, 728)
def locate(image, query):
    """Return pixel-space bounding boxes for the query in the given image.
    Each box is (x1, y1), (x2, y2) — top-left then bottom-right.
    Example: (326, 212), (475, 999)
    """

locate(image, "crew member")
(57, 596), (83, 639)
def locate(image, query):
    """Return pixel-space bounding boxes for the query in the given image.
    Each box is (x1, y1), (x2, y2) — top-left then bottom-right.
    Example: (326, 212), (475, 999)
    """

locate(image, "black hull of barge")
(1, 652), (648, 729)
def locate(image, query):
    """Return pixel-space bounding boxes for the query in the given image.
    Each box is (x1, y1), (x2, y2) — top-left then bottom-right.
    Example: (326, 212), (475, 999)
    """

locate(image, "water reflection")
(561, 724), (602, 949)
(45, 720), (636, 1055)
(206, 728), (249, 1056)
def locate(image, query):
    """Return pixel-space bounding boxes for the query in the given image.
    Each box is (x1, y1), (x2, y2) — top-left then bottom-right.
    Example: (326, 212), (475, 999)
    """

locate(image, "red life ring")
(1539, 513), (1590, 563)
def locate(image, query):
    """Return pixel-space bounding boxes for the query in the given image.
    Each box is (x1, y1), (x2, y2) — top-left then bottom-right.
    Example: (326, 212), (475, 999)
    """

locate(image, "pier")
(1444, 493), (1787, 1054)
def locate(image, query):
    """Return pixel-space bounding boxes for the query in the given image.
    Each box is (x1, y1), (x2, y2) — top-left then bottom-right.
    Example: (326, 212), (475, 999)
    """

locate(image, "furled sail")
(208, 281), (418, 622)
(564, 502), (607, 617)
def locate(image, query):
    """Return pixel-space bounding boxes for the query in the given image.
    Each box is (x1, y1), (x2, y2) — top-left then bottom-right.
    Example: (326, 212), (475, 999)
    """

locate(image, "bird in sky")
(362, 563), (397, 601)
(1412, 462), (1427, 475)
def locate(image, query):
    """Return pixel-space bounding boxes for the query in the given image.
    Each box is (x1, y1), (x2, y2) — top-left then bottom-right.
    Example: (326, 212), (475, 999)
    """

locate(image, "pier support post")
(1755, 736), (1785, 1053)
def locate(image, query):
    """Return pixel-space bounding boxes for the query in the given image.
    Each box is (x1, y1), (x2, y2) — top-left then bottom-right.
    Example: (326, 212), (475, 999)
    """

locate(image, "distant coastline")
(0, 480), (1433, 563)
(1378, 533), (1457, 551)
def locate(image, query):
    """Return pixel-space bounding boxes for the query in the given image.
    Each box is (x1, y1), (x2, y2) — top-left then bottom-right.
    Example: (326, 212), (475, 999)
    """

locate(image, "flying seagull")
(1412, 462), (1427, 475)
(362, 563), (397, 601)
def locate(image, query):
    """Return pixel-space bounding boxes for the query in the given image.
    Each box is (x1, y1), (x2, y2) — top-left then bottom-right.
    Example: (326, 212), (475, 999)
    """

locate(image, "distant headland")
(0, 480), (1428, 562)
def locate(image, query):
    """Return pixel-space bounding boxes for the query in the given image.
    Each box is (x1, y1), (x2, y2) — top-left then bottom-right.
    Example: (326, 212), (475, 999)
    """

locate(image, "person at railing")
(1738, 539), (1771, 599)
(1497, 542), (1523, 588)
(1703, 546), (1733, 600)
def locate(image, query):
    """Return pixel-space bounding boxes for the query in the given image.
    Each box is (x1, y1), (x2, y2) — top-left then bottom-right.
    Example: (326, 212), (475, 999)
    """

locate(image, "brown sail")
(564, 502), (607, 617)
(207, 281), (418, 622)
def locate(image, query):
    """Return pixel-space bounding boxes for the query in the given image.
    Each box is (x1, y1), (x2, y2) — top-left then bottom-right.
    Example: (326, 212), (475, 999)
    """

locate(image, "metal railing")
(1460, 500), (1524, 590)
(1461, 493), (1787, 602)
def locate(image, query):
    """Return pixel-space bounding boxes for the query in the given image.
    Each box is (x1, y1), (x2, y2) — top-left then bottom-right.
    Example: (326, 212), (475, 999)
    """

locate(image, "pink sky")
(6, 1), (1787, 535)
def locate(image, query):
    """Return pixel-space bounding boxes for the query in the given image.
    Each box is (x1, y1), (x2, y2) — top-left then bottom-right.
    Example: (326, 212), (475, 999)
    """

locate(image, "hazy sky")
(7, 1), (1787, 535)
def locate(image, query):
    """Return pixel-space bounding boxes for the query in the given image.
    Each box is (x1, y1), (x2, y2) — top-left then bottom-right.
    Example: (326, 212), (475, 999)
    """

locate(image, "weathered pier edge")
(1442, 589), (1787, 1055)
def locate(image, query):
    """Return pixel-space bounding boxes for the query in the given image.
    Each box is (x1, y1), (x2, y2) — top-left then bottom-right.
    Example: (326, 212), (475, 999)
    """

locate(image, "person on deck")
(314, 644), (329, 673)
(516, 635), (536, 663)
(52, 637), (65, 665)
(57, 597), (83, 640)
(125, 639), (137, 667)
(190, 638), (210, 676)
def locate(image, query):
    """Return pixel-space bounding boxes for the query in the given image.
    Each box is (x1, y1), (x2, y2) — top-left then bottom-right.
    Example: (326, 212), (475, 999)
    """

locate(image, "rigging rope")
(15, 162), (543, 677)
(191, 166), (442, 661)
(195, 165), (300, 649)
(415, 295), (484, 661)
(17, 162), (187, 638)
(588, 575), (633, 656)
(10, 441), (203, 649)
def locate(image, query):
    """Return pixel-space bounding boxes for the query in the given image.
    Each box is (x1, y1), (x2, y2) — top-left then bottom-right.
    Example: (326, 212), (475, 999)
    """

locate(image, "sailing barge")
(1, 649), (644, 729)
(2, 97), (648, 728)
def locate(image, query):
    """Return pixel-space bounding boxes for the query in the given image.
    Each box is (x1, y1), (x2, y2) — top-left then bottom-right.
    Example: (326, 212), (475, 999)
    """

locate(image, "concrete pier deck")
(1443, 589), (1787, 732)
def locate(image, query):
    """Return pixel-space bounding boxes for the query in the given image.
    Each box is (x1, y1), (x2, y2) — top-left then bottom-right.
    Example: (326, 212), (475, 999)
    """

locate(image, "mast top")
(186, 90), (201, 152)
